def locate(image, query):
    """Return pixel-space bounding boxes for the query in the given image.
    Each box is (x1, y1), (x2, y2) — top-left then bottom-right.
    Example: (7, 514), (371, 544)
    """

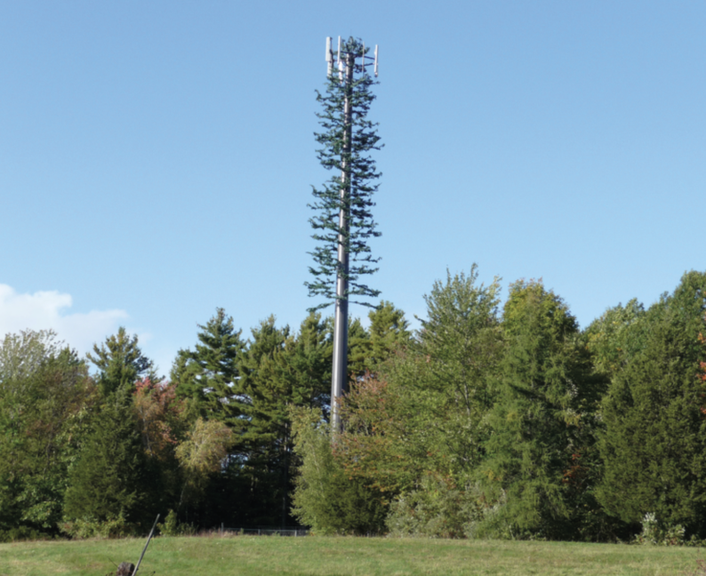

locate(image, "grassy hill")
(0, 534), (703, 576)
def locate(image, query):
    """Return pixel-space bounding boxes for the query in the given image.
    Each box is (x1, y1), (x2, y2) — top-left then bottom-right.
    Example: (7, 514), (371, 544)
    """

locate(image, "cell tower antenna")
(326, 37), (333, 76)
(337, 36), (343, 82)
(319, 36), (380, 435)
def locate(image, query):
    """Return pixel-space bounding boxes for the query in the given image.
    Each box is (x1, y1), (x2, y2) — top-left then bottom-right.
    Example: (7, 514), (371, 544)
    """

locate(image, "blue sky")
(1, 1), (704, 376)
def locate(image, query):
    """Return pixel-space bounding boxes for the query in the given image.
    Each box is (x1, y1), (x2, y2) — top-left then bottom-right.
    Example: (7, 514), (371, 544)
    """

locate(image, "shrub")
(290, 408), (387, 535)
(386, 473), (483, 538)
(60, 513), (136, 539)
(157, 509), (195, 536)
(634, 512), (689, 546)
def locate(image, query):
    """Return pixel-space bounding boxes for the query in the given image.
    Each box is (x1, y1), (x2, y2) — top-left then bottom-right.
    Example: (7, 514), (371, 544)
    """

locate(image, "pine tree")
(291, 407), (387, 535)
(230, 315), (334, 526)
(63, 386), (153, 536)
(87, 327), (157, 397)
(172, 308), (245, 423)
(363, 301), (412, 373)
(306, 37), (382, 309)
(64, 329), (161, 536)
(286, 312), (333, 411)
(346, 317), (371, 378)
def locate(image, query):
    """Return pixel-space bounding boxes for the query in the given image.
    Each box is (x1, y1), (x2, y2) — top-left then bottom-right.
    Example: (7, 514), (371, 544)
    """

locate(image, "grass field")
(1, 534), (704, 576)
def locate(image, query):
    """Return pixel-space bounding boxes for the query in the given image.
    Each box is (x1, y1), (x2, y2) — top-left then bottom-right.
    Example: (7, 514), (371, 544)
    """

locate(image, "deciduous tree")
(0, 331), (93, 540)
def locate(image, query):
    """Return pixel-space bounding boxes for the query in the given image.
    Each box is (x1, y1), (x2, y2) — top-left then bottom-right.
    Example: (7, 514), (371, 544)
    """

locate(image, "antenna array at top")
(325, 36), (378, 78)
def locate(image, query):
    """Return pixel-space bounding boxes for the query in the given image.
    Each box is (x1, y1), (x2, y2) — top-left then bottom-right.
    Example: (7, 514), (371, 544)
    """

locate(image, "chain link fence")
(224, 526), (309, 537)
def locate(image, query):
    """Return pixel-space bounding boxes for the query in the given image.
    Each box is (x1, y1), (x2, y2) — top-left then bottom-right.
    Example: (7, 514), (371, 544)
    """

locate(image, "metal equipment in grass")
(116, 562), (135, 576)
(114, 514), (159, 576)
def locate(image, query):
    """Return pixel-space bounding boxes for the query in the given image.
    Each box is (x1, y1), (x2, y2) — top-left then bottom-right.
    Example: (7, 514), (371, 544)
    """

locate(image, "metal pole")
(330, 49), (355, 435)
(133, 514), (159, 575)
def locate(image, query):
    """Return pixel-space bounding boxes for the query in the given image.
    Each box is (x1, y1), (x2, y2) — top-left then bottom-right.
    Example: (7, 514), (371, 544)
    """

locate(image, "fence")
(224, 526), (309, 537)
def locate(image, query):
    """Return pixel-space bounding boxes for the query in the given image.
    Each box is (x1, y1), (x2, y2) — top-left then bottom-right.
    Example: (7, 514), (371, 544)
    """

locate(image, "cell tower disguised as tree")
(306, 36), (381, 432)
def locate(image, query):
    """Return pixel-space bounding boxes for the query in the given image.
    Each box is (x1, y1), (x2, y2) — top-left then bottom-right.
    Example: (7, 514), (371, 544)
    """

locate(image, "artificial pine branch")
(306, 37), (382, 311)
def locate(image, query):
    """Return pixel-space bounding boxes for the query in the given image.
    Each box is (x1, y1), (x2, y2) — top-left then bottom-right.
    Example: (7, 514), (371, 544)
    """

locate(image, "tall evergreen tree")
(228, 314), (333, 526)
(480, 280), (595, 539)
(172, 308), (245, 423)
(64, 329), (160, 536)
(87, 327), (157, 397)
(597, 271), (706, 537)
(286, 312), (333, 411)
(237, 317), (293, 525)
(361, 301), (412, 373)
(63, 386), (153, 536)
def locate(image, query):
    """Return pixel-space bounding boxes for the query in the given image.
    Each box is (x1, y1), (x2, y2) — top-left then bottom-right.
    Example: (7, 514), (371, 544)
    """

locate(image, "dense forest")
(1, 266), (705, 543)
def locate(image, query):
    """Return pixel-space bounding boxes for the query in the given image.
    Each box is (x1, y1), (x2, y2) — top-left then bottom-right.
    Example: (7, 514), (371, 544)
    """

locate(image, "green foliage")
(175, 417), (234, 507)
(338, 269), (503, 534)
(157, 509), (196, 537)
(306, 37), (382, 309)
(415, 267), (503, 474)
(584, 299), (646, 380)
(480, 280), (596, 540)
(339, 370), (426, 494)
(234, 316), (294, 525)
(0, 330), (94, 540)
(60, 513), (134, 539)
(286, 312), (333, 411)
(172, 308), (245, 423)
(290, 407), (387, 535)
(62, 329), (164, 536)
(386, 473), (484, 538)
(168, 310), (332, 528)
(0, 525), (50, 543)
(7, 270), (706, 543)
(232, 314), (332, 526)
(347, 316), (370, 378)
(157, 509), (180, 536)
(87, 327), (157, 397)
(0, 329), (61, 380)
(356, 300), (411, 374)
(632, 512), (690, 546)
(62, 386), (152, 536)
(597, 271), (706, 537)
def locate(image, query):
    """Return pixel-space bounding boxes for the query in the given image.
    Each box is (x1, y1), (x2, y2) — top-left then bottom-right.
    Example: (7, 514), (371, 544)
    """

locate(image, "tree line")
(1, 267), (705, 542)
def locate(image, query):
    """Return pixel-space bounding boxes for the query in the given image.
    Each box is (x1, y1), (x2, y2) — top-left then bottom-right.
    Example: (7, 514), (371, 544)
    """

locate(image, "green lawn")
(0, 535), (703, 576)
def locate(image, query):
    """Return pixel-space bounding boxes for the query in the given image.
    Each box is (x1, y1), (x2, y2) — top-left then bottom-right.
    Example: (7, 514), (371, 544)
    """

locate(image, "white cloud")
(0, 284), (128, 355)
